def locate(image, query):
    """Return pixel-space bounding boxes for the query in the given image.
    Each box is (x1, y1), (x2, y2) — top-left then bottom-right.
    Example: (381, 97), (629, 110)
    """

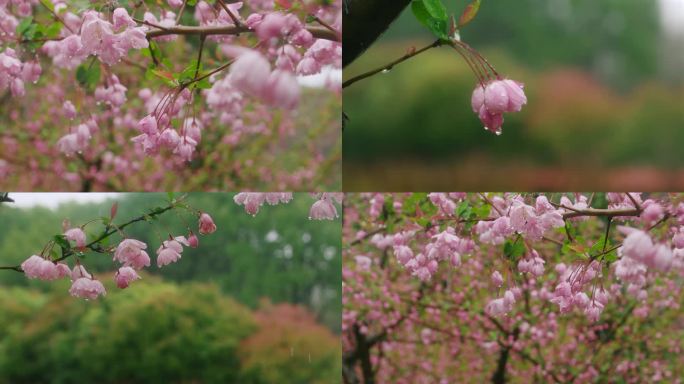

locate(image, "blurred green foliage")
(0, 279), (341, 384)
(379, 0), (662, 88)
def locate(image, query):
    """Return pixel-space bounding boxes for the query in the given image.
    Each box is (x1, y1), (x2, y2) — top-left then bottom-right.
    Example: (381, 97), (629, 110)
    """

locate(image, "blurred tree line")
(0, 279), (341, 383)
(374, 0), (664, 88)
(0, 193), (342, 383)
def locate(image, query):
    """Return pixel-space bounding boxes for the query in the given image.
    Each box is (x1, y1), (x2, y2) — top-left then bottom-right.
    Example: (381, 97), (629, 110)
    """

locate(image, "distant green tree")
(0, 279), (255, 384)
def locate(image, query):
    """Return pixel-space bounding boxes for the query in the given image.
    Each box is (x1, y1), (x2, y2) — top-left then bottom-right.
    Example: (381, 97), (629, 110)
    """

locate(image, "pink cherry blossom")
(63, 100), (77, 119)
(198, 213), (217, 235)
(263, 69), (300, 109)
(114, 239), (150, 269)
(309, 196), (338, 220)
(157, 245), (182, 267)
(355, 255), (372, 271)
(21, 255), (69, 280)
(71, 264), (92, 280)
(229, 50), (271, 96)
(491, 270), (504, 287)
(115, 266), (141, 288)
(188, 232), (199, 248)
(64, 227), (86, 248)
(621, 230), (654, 264)
(69, 278), (106, 300)
(471, 78), (527, 135)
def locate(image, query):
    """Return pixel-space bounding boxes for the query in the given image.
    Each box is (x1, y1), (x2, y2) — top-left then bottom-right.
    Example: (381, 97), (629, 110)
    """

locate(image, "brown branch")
(560, 206), (642, 220)
(145, 24), (339, 41)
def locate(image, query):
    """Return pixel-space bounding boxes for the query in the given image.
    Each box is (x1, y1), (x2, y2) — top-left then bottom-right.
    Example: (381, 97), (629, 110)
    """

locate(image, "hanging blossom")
(232, 192), (342, 220)
(17, 207), (217, 300)
(470, 78), (527, 135)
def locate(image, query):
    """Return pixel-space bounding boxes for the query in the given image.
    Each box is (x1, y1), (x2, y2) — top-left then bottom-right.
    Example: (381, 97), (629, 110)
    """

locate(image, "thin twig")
(216, 0), (244, 27)
(39, 0), (75, 34)
(343, 39), (443, 89)
(0, 197), (186, 272)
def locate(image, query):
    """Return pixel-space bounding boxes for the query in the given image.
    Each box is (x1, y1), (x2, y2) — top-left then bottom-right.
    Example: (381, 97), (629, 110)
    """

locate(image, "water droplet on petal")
(495, 131), (502, 136)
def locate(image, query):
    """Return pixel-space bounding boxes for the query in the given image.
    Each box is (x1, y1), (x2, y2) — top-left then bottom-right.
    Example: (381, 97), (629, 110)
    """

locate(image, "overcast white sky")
(661, 0), (684, 35)
(298, 66), (341, 88)
(8, 193), (119, 209)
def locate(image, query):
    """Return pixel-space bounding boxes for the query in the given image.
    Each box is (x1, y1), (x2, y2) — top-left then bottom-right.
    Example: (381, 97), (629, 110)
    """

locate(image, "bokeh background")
(0, 193), (341, 383)
(343, 0), (684, 190)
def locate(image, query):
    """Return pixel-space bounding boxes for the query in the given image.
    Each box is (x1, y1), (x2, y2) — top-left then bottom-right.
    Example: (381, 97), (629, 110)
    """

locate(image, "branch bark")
(145, 24), (339, 42)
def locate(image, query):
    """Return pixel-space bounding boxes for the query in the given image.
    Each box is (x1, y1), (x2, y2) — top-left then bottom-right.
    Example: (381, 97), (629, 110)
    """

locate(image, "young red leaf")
(458, 0), (481, 28)
(110, 202), (118, 221)
(275, 0), (293, 9)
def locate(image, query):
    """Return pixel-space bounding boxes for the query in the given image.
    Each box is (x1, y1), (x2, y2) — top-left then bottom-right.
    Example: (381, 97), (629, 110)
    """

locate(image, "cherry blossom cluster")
(470, 78), (527, 135)
(233, 192), (343, 220)
(17, 201), (217, 300)
(41, 8), (148, 68)
(0, 1), (341, 190)
(343, 193), (684, 383)
(0, 47), (40, 96)
(129, 1), (341, 163)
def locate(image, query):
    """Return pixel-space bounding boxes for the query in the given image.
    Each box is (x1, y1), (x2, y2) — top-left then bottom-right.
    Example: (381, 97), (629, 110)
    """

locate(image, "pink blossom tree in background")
(343, 193), (684, 383)
(0, 192), (341, 298)
(0, 0), (342, 191)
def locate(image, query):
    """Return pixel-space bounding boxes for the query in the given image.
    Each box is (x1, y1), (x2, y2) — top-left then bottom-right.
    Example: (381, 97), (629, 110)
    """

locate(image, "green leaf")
(53, 234), (71, 251)
(411, 0), (449, 40)
(604, 251), (618, 263)
(402, 193), (428, 216)
(422, 0), (448, 20)
(458, 0), (482, 28)
(194, 77), (212, 89)
(472, 203), (491, 218)
(177, 60), (202, 84)
(589, 238), (612, 255)
(76, 62), (101, 90)
(146, 68), (177, 87)
(456, 201), (472, 219)
(42, 22), (62, 39)
(16, 17), (33, 37)
(503, 239), (525, 261)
